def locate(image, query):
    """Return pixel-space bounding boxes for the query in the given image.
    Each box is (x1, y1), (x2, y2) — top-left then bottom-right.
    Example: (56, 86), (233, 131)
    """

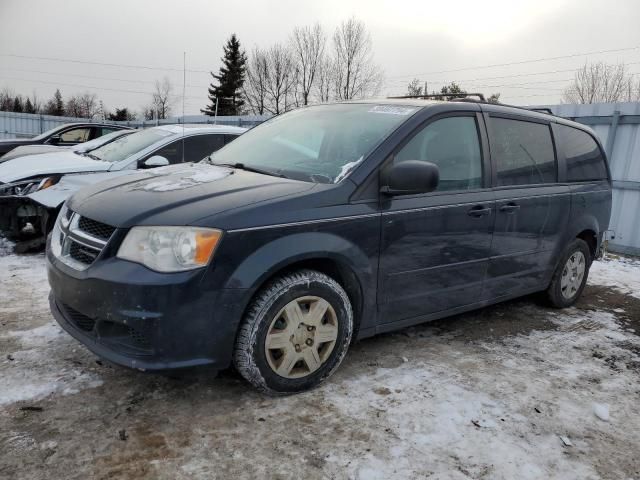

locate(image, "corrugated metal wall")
(0, 111), (104, 139)
(0, 111), (269, 139)
(541, 102), (640, 255)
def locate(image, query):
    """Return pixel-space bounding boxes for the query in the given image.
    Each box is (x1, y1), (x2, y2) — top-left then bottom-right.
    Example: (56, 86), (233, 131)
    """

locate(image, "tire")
(233, 269), (353, 394)
(546, 238), (592, 308)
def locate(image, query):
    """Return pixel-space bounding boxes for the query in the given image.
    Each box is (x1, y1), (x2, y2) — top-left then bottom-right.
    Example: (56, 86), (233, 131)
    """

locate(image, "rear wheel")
(546, 238), (591, 308)
(233, 269), (353, 394)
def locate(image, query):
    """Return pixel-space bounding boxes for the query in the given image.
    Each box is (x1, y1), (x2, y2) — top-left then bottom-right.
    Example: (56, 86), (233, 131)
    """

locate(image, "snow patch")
(590, 256), (640, 299)
(137, 164), (232, 192)
(334, 157), (363, 183)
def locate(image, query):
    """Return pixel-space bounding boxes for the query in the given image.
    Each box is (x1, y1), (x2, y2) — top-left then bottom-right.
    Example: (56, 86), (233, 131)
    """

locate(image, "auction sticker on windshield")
(368, 105), (418, 115)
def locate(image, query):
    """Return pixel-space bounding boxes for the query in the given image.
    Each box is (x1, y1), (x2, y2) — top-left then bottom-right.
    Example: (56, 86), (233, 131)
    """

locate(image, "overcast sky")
(1, 0), (639, 116)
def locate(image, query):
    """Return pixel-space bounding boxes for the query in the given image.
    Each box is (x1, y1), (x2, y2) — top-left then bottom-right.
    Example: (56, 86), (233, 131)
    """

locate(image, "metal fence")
(540, 102), (640, 256)
(0, 111), (269, 139)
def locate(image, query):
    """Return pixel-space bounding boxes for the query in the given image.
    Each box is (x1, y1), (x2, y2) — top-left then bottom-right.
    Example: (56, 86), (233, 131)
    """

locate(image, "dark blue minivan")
(46, 100), (612, 393)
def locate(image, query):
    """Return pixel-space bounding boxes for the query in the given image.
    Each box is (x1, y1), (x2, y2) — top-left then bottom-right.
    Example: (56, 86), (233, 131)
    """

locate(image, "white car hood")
(0, 151), (110, 183)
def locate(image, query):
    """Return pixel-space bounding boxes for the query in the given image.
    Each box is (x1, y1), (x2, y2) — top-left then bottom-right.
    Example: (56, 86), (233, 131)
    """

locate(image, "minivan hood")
(0, 151), (110, 183)
(68, 163), (316, 227)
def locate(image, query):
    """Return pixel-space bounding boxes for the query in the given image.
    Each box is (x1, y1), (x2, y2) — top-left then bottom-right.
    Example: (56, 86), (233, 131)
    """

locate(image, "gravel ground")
(1, 245), (639, 480)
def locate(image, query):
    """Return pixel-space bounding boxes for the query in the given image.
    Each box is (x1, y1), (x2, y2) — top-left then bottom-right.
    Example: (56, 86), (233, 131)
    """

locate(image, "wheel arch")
(225, 231), (377, 340)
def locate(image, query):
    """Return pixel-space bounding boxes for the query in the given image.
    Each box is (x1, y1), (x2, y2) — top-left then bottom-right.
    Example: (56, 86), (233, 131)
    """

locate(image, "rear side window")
(151, 140), (183, 164)
(491, 118), (556, 186)
(556, 125), (608, 181)
(394, 116), (483, 191)
(184, 134), (225, 162)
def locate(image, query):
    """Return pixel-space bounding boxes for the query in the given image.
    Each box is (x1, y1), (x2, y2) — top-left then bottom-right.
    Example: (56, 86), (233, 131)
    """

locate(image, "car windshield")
(211, 104), (418, 183)
(73, 130), (131, 153)
(87, 128), (174, 163)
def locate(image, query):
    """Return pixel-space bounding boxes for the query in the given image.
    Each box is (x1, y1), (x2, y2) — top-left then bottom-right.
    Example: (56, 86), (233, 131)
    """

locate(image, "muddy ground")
(1, 251), (639, 480)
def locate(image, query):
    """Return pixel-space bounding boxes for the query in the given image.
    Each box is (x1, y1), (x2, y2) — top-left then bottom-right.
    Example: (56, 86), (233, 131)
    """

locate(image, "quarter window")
(394, 116), (483, 191)
(556, 125), (608, 181)
(491, 118), (556, 186)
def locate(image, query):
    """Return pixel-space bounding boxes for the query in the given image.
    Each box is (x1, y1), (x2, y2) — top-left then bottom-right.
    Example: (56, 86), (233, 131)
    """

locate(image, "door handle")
(467, 206), (492, 217)
(499, 203), (520, 213)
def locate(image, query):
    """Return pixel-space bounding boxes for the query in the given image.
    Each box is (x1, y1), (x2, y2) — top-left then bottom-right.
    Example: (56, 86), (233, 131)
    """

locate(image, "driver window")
(394, 116), (482, 191)
(59, 127), (91, 143)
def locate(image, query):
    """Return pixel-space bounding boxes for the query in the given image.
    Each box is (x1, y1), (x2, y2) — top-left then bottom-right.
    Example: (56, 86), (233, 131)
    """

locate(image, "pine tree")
(24, 97), (36, 113)
(53, 89), (64, 115)
(202, 34), (247, 116)
(12, 96), (24, 112)
(44, 89), (65, 116)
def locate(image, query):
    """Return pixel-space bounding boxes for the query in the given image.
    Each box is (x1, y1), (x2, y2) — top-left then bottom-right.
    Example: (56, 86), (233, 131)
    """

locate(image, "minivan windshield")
(87, 128), (174, 163)
(210, 104), (418, 183)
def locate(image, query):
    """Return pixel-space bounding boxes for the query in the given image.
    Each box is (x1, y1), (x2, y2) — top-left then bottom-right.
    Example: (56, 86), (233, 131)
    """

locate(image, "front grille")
(54, 212), (115, 270)
(78, 216), (116, 241)
(62, 304), (96, 332)
(68, 240), (100, 265)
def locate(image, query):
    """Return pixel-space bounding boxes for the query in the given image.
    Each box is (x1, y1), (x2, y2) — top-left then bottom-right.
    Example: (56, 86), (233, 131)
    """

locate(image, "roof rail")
(387, 93), (560, 118)
(387, 93), (487, 102)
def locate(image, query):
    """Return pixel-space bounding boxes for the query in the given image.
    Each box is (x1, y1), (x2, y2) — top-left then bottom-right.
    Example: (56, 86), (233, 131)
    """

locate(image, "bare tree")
(244, 47), (270, 115)
(64, 92), (98, 118)
(264, 44), (296, 115)
(563, 62), (635, 104)
(332, 17), (383, 100)
(290, 23), (326, 106)
(0, 88), (14, 111)
(152, 77), (174, 119)
(315, 57), (334, 103)
(406, 78), (423, 96)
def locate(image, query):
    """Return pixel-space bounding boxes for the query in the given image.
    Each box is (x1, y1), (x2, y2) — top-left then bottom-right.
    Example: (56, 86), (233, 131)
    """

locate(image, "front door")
(378, 113), (495, 324)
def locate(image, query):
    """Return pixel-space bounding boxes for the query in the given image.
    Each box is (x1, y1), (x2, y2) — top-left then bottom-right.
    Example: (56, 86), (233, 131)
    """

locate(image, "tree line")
(202, 17), (384, 116)
(0, 87), (138, 120)
(3, 26), (640, 122)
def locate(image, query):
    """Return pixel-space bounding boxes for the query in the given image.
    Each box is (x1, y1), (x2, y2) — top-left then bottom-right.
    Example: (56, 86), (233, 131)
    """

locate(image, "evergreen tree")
(24, 97), (36, 113)
(13, 95), (24, 112)
(108, 107), (135, 121)
(44, 89), (65, 116)
(202, 34), (247, 116)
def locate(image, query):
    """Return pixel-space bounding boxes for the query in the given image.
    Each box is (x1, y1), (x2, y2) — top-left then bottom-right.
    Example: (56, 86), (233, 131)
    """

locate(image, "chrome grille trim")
(52, 209), (115, 271)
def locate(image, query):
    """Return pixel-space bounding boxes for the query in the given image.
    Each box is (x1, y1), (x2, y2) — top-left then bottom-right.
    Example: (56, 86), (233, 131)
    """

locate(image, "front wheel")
(233, 269), (353, 394)
(546, 238), (592, 308)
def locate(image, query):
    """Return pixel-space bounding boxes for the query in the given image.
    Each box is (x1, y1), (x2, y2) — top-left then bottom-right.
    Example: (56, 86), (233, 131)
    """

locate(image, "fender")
(221, 230), (379, 332)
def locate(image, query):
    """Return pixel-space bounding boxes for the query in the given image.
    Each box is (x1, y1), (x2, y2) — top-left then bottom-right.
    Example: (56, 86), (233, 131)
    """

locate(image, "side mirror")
(47, 134), (61, 145)
(380, 160), (439, 196)
(142, 155), (170, 168)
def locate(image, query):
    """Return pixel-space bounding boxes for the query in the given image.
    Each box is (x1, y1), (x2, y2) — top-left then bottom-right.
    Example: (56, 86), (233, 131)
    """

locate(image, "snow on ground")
(0, 248), (639, 479)
(0, 249), (103, 406)
(590, 255), (640, 299)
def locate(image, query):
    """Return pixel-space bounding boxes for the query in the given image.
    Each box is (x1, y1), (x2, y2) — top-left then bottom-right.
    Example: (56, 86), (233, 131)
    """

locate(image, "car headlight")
(117, 226), (223, 272)
(0, 176), (59, 196)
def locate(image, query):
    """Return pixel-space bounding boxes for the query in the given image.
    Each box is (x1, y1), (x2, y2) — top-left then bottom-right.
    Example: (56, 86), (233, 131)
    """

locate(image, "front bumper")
(47, 251), (248, 371)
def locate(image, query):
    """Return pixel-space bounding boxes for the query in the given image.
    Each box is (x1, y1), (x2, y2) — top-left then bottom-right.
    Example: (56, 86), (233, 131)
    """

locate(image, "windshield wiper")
(84, 153), (102, 161)
(216, 162), (287, 178)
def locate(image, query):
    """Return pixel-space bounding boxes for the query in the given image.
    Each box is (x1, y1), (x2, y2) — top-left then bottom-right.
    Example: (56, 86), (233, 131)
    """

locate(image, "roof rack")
(387, 93), (487, 102)
(387, 93), (560, 118)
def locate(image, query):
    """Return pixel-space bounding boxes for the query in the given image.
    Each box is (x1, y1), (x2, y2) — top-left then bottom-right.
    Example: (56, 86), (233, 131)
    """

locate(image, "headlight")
(0, 176), (59, 196)
(117, 226), (223, 272)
